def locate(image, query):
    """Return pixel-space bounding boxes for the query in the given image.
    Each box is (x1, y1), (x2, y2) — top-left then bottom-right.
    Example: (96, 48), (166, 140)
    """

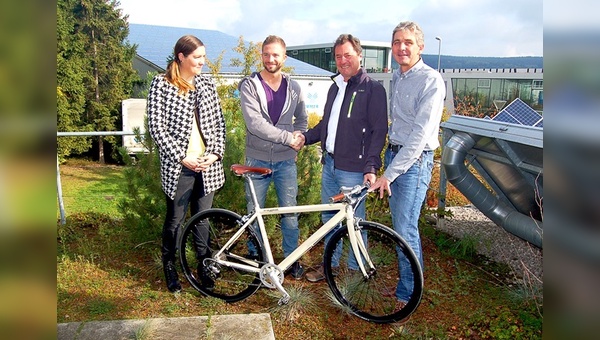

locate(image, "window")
(364, 48), (378, 58)
(478, 79), (491, 88)
(532, 80), (543, 89)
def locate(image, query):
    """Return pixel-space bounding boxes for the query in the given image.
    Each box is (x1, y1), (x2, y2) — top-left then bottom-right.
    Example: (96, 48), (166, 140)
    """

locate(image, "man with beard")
(238, 35), (308, 279)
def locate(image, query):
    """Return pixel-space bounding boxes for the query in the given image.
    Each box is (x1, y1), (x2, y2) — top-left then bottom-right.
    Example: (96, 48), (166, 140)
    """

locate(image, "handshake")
(289, 131), (306, 151)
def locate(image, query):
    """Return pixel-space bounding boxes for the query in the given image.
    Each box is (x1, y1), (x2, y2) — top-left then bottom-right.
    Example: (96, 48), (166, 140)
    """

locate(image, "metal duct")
(442, 130), (543, 248)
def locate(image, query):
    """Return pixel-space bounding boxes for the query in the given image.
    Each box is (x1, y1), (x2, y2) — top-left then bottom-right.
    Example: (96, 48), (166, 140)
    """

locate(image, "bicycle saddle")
(230, 164), (273, 176)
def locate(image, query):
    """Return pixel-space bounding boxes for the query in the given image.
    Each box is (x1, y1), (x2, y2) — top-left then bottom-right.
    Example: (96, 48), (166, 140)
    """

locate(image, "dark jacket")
(304, 69), (388, 174)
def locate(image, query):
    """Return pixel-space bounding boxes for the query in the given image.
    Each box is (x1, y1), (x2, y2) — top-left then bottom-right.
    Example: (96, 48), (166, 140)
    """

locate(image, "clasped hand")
(182, 154), (218, 172)
(289, 131), (305, 151)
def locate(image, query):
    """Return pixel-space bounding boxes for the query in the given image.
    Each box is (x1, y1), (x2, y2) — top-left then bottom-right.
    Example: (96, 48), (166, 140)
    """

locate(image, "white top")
(326, 75), (348, 154)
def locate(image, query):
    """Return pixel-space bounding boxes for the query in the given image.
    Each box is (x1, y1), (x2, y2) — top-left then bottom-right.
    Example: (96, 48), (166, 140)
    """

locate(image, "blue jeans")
(386, 148), (434, 302)
(245, 157), (299, 257)
(321, 153), (366, 269)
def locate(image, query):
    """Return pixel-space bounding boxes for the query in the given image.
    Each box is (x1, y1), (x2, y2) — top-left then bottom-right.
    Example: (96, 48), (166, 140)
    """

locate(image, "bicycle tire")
(323, 220), (423, 323)
(178, 208), (264, 302)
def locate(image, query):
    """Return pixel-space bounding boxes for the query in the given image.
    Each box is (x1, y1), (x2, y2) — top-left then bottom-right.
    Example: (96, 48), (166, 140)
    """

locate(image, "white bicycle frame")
(210, 174), (374, 302)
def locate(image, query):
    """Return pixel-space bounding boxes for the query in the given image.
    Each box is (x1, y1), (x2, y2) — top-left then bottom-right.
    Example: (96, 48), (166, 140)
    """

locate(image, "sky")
(117, 0), (543, 58)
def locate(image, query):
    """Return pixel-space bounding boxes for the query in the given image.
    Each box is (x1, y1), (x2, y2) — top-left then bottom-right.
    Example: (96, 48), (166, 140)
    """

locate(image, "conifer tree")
(57, 0), (138, 162)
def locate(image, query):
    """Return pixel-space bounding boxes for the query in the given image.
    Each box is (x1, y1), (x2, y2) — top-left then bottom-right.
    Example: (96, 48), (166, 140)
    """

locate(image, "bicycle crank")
(259, 263), (290, 305)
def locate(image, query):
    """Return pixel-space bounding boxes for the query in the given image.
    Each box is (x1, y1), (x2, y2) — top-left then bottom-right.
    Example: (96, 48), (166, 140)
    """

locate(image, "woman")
(147, 35), (225, 293)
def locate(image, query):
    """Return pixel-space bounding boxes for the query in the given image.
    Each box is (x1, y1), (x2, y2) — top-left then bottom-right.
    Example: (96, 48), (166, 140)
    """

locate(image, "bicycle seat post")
(244, 174), (261, 213)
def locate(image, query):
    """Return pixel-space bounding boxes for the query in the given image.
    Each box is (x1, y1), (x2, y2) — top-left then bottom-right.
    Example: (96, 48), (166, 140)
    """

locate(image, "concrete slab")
(57, 313), (275, 340)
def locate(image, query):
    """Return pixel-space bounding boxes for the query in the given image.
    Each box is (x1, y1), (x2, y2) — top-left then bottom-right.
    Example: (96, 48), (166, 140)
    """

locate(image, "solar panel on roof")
(493, 111), (520, 124)
(128, 23), (333, 76)
(492, 98), (543, 127)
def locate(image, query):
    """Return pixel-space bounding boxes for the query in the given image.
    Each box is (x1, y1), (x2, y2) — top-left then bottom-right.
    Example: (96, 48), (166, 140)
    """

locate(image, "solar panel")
(128, 24), (333, 76)
(492, 98), (543, 127)
(493, 111), (520, 124)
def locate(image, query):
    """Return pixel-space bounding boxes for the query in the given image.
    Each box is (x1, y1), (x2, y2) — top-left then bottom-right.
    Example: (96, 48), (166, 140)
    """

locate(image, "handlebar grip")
(329, 193), (345, 203)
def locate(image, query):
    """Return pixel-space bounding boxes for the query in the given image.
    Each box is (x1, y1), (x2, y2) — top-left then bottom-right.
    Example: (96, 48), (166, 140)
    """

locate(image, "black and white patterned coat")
(147, 74), (226, 200)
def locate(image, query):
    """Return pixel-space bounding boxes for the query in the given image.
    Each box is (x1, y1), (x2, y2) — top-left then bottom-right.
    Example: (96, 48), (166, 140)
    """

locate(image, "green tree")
(230, 36), (261, 76)
(57, 0), (91, 160)
(57, 0), (138, 162)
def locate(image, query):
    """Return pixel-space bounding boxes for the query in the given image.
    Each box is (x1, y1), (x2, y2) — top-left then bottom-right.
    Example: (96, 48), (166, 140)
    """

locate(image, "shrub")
(118, 123), (164, 245)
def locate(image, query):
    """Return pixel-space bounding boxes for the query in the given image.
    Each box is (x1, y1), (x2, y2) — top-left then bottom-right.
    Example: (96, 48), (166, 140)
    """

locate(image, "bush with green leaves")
(118, 122), (164, 244)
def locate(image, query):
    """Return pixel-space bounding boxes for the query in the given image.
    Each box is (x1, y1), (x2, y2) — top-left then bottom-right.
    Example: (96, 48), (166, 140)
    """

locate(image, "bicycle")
(178, 164), (423, 323)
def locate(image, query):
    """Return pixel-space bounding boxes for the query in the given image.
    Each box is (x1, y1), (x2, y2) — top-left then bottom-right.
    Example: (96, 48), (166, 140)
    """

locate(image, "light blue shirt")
(384, 59), (446, 182)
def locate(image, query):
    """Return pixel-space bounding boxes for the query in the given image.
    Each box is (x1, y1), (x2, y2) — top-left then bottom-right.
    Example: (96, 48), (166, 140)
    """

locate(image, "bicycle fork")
(347, 213), (375, 278)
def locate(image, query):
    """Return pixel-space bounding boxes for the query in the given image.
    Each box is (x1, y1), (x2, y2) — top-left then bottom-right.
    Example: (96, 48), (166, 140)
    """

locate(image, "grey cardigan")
(239, 72), (308, 162)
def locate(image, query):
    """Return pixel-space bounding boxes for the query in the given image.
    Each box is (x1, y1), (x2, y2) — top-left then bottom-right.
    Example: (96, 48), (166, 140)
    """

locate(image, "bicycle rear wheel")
(179, 208), (264, 302)
(323, 221), (423, 323)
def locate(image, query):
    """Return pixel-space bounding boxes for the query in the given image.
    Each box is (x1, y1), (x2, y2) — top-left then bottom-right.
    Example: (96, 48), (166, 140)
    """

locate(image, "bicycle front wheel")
(323, 221), (423, 323)
(179, 208), (264, 302)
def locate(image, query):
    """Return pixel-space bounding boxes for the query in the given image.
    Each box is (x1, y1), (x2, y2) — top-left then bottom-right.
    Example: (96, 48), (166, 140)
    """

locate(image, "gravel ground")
(431, 205), (543, 287)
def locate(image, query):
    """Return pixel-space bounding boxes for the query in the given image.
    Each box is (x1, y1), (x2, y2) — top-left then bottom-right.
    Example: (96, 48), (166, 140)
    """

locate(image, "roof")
(127, 23), (333, 76)
(287, 40), (391, 50)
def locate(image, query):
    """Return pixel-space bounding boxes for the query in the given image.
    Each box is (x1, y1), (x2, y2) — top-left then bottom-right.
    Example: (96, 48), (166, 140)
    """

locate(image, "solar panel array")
(491, 98), (543, 127)
(128, 23), (333, 76)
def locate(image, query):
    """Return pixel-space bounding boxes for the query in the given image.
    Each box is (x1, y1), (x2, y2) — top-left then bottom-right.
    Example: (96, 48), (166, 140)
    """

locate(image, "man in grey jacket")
(238, 35), (308, 279)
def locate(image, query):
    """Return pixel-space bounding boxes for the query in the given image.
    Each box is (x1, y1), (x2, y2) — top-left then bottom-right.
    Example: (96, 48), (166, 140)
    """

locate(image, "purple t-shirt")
(258, 73), (287, 125)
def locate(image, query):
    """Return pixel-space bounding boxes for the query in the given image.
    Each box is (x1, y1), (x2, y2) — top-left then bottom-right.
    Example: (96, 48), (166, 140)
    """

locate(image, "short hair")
(392, 21), (425, 47)
(333, 34), (362, 55)
(263, 35), (286, 50)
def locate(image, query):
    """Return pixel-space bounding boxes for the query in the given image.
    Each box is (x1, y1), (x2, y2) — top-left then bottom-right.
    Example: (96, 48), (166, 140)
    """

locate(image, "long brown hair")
(165, 35), (204, 94)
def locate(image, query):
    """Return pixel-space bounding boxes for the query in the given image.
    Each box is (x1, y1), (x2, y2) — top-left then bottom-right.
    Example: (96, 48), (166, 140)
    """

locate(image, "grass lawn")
(57, 159), (126, 219)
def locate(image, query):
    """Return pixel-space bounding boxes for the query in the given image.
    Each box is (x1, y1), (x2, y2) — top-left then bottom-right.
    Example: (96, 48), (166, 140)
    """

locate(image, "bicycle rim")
(323, 221), (423, 323)
(179, 208), (264, 302)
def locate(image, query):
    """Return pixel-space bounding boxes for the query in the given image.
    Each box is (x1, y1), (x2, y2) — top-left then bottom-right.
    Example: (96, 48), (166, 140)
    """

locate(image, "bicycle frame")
(211, 173), (374, 282)
(181, 165), (423, 321)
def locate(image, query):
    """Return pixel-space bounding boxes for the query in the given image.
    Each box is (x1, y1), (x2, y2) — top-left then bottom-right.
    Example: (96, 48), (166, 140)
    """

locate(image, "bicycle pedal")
(278, 294), (290, 305)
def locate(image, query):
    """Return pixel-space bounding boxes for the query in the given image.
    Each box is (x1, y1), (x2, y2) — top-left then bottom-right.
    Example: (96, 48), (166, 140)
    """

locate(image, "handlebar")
(329, 182), (370, 203)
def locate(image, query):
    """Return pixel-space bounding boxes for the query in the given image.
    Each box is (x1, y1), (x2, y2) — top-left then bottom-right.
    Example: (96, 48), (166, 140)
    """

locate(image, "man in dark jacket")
(300, 34), (388, 282)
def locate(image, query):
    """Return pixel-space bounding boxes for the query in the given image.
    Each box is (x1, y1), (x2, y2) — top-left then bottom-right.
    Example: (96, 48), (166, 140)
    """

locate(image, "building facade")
(288, 42), (542, 115)
(287, 41), (394, 73)
(369, 68), (543, 116)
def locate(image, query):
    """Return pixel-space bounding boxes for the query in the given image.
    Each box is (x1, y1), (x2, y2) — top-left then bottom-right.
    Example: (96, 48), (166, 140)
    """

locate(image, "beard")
(263, 62), (282, 74)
